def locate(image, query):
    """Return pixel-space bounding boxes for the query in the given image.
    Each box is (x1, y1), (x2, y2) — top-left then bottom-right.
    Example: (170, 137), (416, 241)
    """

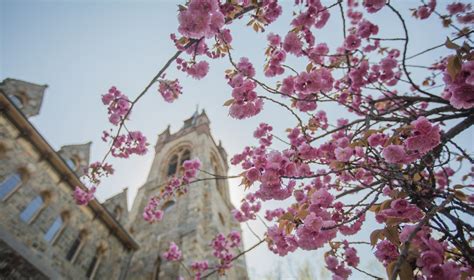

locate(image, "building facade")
(0, 78), (248, 279)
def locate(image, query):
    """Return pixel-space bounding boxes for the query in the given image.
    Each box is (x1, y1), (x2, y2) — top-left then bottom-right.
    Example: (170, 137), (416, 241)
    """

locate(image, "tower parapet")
(127, 110), (248, 279)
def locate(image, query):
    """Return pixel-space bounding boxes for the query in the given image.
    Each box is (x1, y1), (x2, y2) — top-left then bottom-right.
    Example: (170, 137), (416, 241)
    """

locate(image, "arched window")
(20, 194), (46, 224)
(66, 229), (88, 263)
(167, 155), (178, 177)
(9, 94), (24, 109)
(161, 200), (175, 213)
(153, 257), (162, 280)
(65, 157), (78, 171)
(180, 150), (191, 165)
(113, 206), (122, 221)
(44, 211), (69, 244)
(166, 148), (192, 177)
(0, 173), (22, 200)
(86, 244), (107, 279)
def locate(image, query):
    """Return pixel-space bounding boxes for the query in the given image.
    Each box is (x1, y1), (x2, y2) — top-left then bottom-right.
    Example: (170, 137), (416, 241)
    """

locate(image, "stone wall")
(0, 115), (133, 280)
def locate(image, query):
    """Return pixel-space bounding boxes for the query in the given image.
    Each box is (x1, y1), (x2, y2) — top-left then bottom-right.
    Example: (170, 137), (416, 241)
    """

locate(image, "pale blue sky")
(2, 0), (471, 278)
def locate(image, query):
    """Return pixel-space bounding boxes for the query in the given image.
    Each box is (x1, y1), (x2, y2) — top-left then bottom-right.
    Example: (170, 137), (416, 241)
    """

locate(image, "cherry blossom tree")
(74, 0), (474, 279)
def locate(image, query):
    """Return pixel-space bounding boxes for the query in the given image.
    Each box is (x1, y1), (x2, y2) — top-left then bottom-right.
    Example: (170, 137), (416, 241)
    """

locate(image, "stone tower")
(126, 110), (248, 279)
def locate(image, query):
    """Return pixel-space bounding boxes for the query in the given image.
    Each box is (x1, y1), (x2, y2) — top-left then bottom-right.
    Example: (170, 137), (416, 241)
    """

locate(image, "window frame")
(19, 195), (45, 224)
(161, 200), (175, 213)
(166, 148), (192, 178)
(44, 215), (65, 244)
(0, 173), (23, 201)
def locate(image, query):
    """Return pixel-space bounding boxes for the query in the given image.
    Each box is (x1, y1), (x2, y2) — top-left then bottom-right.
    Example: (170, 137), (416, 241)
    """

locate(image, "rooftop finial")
(191, 104), (199, 125)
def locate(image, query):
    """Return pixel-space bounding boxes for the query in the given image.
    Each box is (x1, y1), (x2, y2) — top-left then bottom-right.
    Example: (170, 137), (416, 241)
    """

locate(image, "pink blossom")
(357, 20), (379, 38)
(447, 2), (469, 15)
(177, 0), (224, 39)
(405, 117), (441, 155)
(417, 250), (443, 271)
(283, 32), (302, 56)
(325, 255), (352, 279)
(267, 225), (298, 256)
(143, 197), (164, 223)
(261, 0), (282, 24)
(375, 240), (399, 266)
(363, 0), (385, 13)
(84, 162), (114, 185)
(428, 262), (461, 279)
(102, 86), (131, 126)
(367, 133), (387, 147)
(182, 158), (201, 183)
(335, 147), (354, 162)
(264, 208), (285, 221)
(267, 33), (281, 47)
(73, 186), (96, 205)
(158, 79), (182, 103)
(376, 199), (424, 224)
(237, 57), (256, 78)
(191, 260), (209, 279)
(344, 34), (361, 51)
(344, 245), (359, 267)
(443, 60), (474, 108)
(211, 231), (241, 270)
(162, 242), (182, 261)
(245, 167), (260, 182)
(382, 145), (412, 164)
(228, 79), (264, 119)
(186, 61), (209, 80)
(111, 131), (148, 158)
(232, 193), (261, 222)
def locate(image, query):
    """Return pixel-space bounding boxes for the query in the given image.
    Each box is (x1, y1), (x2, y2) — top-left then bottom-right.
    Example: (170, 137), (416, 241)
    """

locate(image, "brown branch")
(390, 196), (453, 280)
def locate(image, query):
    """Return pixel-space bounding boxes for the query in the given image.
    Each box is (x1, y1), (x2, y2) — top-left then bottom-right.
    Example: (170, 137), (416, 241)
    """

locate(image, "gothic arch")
(161, 142), (193, 178)
(113, 205), (123, 221)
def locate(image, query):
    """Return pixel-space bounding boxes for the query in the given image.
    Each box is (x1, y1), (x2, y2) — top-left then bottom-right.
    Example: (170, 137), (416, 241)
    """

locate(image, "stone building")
(0, 78), (248, 279)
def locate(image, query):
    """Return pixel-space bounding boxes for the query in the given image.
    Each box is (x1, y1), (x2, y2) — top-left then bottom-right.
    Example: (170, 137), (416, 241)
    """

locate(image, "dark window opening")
(86, 256), (98, 278)
(180, 150), (191, 165)
(167, 155), (178, 177)
(66, 237), (81, 261)
(154, 257), (161, 280)
(162, 200), (175, 213)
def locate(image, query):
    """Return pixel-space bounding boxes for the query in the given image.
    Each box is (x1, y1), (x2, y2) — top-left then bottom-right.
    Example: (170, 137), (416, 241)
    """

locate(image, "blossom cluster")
(73, 186), (96, 205)
(190, 260), (209, 280)
(226, 59), (264, 119)
(158, 79), (182, 103)
(83, 161), (114, 185)
(211, 231), (241, 270)
(177, 0), (224, 39)
(101, 86), (131, 125)
(382, 117), (441, 164)
(162, 242), (182, 261)
(231, 193), (261, 222)
(443, 60), (474, 109)
(108, 131), (148, 158)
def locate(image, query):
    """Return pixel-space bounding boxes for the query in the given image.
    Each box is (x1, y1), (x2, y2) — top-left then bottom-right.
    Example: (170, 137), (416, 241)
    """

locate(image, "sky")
(1, 0), (472, 279)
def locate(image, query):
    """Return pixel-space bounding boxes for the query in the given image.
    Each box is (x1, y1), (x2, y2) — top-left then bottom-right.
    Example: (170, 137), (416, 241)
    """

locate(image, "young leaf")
(223, 99), (234, 106)
(445, 37), (460, 50)
(447, 55), (462, 80)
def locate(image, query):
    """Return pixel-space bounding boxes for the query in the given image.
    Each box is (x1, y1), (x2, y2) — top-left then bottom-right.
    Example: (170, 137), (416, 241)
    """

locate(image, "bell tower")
(126, 110), (248, 279)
